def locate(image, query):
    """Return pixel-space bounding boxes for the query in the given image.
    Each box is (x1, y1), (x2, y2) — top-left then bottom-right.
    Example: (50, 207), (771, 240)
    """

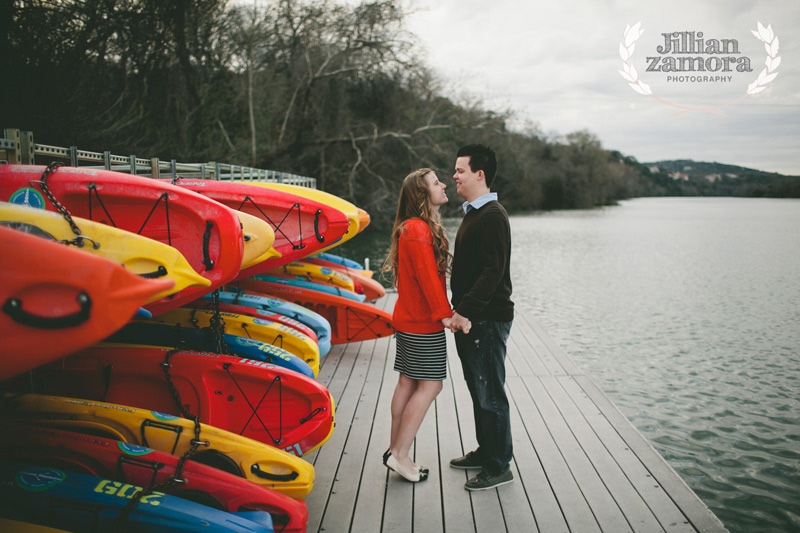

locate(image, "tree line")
(3, 1), (795, 229)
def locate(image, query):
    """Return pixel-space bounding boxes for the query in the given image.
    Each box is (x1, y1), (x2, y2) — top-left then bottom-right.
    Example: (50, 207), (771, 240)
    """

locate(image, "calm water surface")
(340, 197), (800, 532)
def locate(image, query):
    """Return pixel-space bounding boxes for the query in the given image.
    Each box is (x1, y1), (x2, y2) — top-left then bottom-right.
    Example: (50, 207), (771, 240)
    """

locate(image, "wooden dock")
(301, 291), (728, 532)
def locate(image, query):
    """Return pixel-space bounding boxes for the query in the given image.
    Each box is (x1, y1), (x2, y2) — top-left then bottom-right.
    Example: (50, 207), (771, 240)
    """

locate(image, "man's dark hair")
(457, 144), (497, 188)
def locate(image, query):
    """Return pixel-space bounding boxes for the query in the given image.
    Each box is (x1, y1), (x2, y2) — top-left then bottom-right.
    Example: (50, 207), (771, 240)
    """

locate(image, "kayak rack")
(0, 127), (316, 188)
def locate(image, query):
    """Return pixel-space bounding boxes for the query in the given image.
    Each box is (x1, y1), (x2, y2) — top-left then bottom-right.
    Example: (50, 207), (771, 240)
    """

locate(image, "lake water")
(340, 197), (800, 532)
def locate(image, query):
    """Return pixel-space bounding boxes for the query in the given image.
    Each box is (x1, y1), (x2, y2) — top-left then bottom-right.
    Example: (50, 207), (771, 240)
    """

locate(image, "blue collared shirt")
(462, 192), (498, 214)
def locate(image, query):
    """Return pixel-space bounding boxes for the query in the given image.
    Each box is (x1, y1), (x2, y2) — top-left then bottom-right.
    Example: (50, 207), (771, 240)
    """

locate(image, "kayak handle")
(2, 292), (92, 329)
(250, 463), (300, 482)
(139, 265), (168, 279)
(314, 209), (324, 243)
(203, 220), (215, 271)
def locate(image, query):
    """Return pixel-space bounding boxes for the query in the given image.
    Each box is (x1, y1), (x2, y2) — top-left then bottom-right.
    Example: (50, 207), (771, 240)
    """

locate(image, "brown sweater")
(451, 201), (514, 322)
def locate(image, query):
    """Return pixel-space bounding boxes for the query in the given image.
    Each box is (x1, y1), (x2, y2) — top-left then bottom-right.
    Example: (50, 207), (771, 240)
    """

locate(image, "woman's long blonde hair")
(383, 168), (452, 284)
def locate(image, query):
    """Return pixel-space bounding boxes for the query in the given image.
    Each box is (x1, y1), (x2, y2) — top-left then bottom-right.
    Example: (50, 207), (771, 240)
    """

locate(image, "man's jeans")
(455, 319), (513, 475)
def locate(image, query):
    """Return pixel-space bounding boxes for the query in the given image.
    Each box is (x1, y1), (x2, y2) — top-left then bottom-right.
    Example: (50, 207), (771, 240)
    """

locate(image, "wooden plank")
(318, 335), (391, 532)
(412, 395), (445, 532)
(437, 333), (478, 532)
(544, 375), (666, 532)
(575, 376), (728, 533)
(497, 456), (539, 532)
(315, 341), (348, 394)
(518, 312), (583, 376)
(510, 374), (601, 532)
(304, 340), (368, 532)
(300, 291), (726, 533)
(447, 336), (510, 531)
(380, 321), (425, 532)
(559, 376), (696, 533)
(505, 328), (539, 377)
(316, 294), (397, 531)
(513, 314), (573, 376)
(527, 375), (632, 531)
(349, 333), (397, 532)
(506, 375), (567, 533)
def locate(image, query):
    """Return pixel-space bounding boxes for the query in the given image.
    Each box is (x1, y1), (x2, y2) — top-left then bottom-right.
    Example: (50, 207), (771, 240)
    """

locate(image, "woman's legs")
(390, 374), (416, 450)
(390, 375), (443, 472)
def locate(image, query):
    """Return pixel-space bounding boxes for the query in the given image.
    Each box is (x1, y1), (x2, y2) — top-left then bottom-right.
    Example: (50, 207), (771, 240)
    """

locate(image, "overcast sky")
(399, 0), (800, 175)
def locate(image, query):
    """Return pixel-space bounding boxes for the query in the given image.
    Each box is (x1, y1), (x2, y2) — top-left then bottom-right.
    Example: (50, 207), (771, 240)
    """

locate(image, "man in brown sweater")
(448, 144), (515, 491)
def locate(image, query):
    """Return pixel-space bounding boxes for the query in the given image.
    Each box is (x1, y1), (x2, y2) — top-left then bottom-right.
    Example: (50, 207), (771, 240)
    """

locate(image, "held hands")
(442, 311), (471, 334)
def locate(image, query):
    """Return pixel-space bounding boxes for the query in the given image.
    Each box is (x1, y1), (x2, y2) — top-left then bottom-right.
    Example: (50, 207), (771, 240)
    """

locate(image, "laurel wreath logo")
(748, 22), (780, 94)
(618, 22), (651, 95)
(618, 21), (780, 114)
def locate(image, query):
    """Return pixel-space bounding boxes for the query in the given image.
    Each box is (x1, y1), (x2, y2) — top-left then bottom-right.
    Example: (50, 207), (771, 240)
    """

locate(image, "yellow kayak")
(0, 202), (209, 302)
(0, 518), (70, 532)
(235, 210), (281, 270)
(151, 307), (320, 377)
(0, 392), (316, 499)
(245, 183), (360, 254)
(267, 260), (356, 292)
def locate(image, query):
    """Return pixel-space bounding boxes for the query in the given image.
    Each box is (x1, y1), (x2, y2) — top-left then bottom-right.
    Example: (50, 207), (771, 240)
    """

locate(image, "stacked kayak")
(39, 345), (334, 456)
(1, 161), (394, 531)
(0, 392), (315, 499)
(0, 165), (244, 315)
(0, 460), (276, 532)
(0, 425), (308, 532)
(0, 225), (174, 379)
(166, 178), (350, 278)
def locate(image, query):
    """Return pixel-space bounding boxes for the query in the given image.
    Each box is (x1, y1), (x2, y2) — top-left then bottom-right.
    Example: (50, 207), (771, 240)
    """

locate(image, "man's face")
(453, 156), (481, 200)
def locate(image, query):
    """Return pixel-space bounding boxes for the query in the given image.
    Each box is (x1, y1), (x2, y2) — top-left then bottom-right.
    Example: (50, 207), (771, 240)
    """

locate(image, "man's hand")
(449, 311), (472, 334)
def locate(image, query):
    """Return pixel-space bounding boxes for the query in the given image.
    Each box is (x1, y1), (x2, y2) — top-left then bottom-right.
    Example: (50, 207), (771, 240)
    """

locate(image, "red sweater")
(393, 218), (452, 334)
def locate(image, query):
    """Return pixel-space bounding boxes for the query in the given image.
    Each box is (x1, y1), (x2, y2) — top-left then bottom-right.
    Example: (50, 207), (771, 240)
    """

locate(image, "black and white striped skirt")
(393, 330), (447, 381)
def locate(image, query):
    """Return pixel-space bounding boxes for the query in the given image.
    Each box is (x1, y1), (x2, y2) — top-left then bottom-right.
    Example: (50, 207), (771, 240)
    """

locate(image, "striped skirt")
(394, 330), (447, 381)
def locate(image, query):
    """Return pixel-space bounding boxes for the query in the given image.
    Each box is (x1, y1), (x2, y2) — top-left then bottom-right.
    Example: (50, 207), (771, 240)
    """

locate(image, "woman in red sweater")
(382, 167), (467, 482)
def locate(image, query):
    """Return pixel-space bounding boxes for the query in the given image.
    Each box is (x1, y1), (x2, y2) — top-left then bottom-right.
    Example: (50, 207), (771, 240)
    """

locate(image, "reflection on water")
(335, 198), (799, 532)
(510, 198), (800, 533)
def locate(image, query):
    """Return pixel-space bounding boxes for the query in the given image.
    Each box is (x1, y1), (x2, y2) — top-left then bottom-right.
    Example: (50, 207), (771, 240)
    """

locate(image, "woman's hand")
(447, 312), (472, 334)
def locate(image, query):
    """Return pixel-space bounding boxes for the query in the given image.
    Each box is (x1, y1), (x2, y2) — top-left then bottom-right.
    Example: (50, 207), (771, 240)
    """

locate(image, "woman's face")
(425, 172), (448, 208)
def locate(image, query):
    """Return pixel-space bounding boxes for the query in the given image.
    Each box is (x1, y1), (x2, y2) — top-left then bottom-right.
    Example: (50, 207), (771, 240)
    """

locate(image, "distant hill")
(638, 159), (800, 198)
(643, 160), (793, 180)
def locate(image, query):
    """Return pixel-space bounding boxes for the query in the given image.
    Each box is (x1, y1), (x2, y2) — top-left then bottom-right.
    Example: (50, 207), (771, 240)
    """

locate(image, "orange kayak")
(233, 279), (394, 344)
(0, 226), (174, 380)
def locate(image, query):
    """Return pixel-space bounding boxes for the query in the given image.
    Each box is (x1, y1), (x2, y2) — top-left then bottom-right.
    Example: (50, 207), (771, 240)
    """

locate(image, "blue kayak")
(314, 252), (365, 270)
(105, 322), (314, 378)
(0, 461), (274, 532)
(210, 289), (332, 357)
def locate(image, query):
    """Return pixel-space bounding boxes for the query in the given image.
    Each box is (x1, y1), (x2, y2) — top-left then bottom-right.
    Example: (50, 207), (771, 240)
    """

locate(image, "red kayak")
(0, 424), (308, 533)
(0, 226), (174, 380)
(233, 279), (394, 344)
(40, 345), (335, 456)
(0, 165), (244, 315)
(166, 178), (350, 277)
